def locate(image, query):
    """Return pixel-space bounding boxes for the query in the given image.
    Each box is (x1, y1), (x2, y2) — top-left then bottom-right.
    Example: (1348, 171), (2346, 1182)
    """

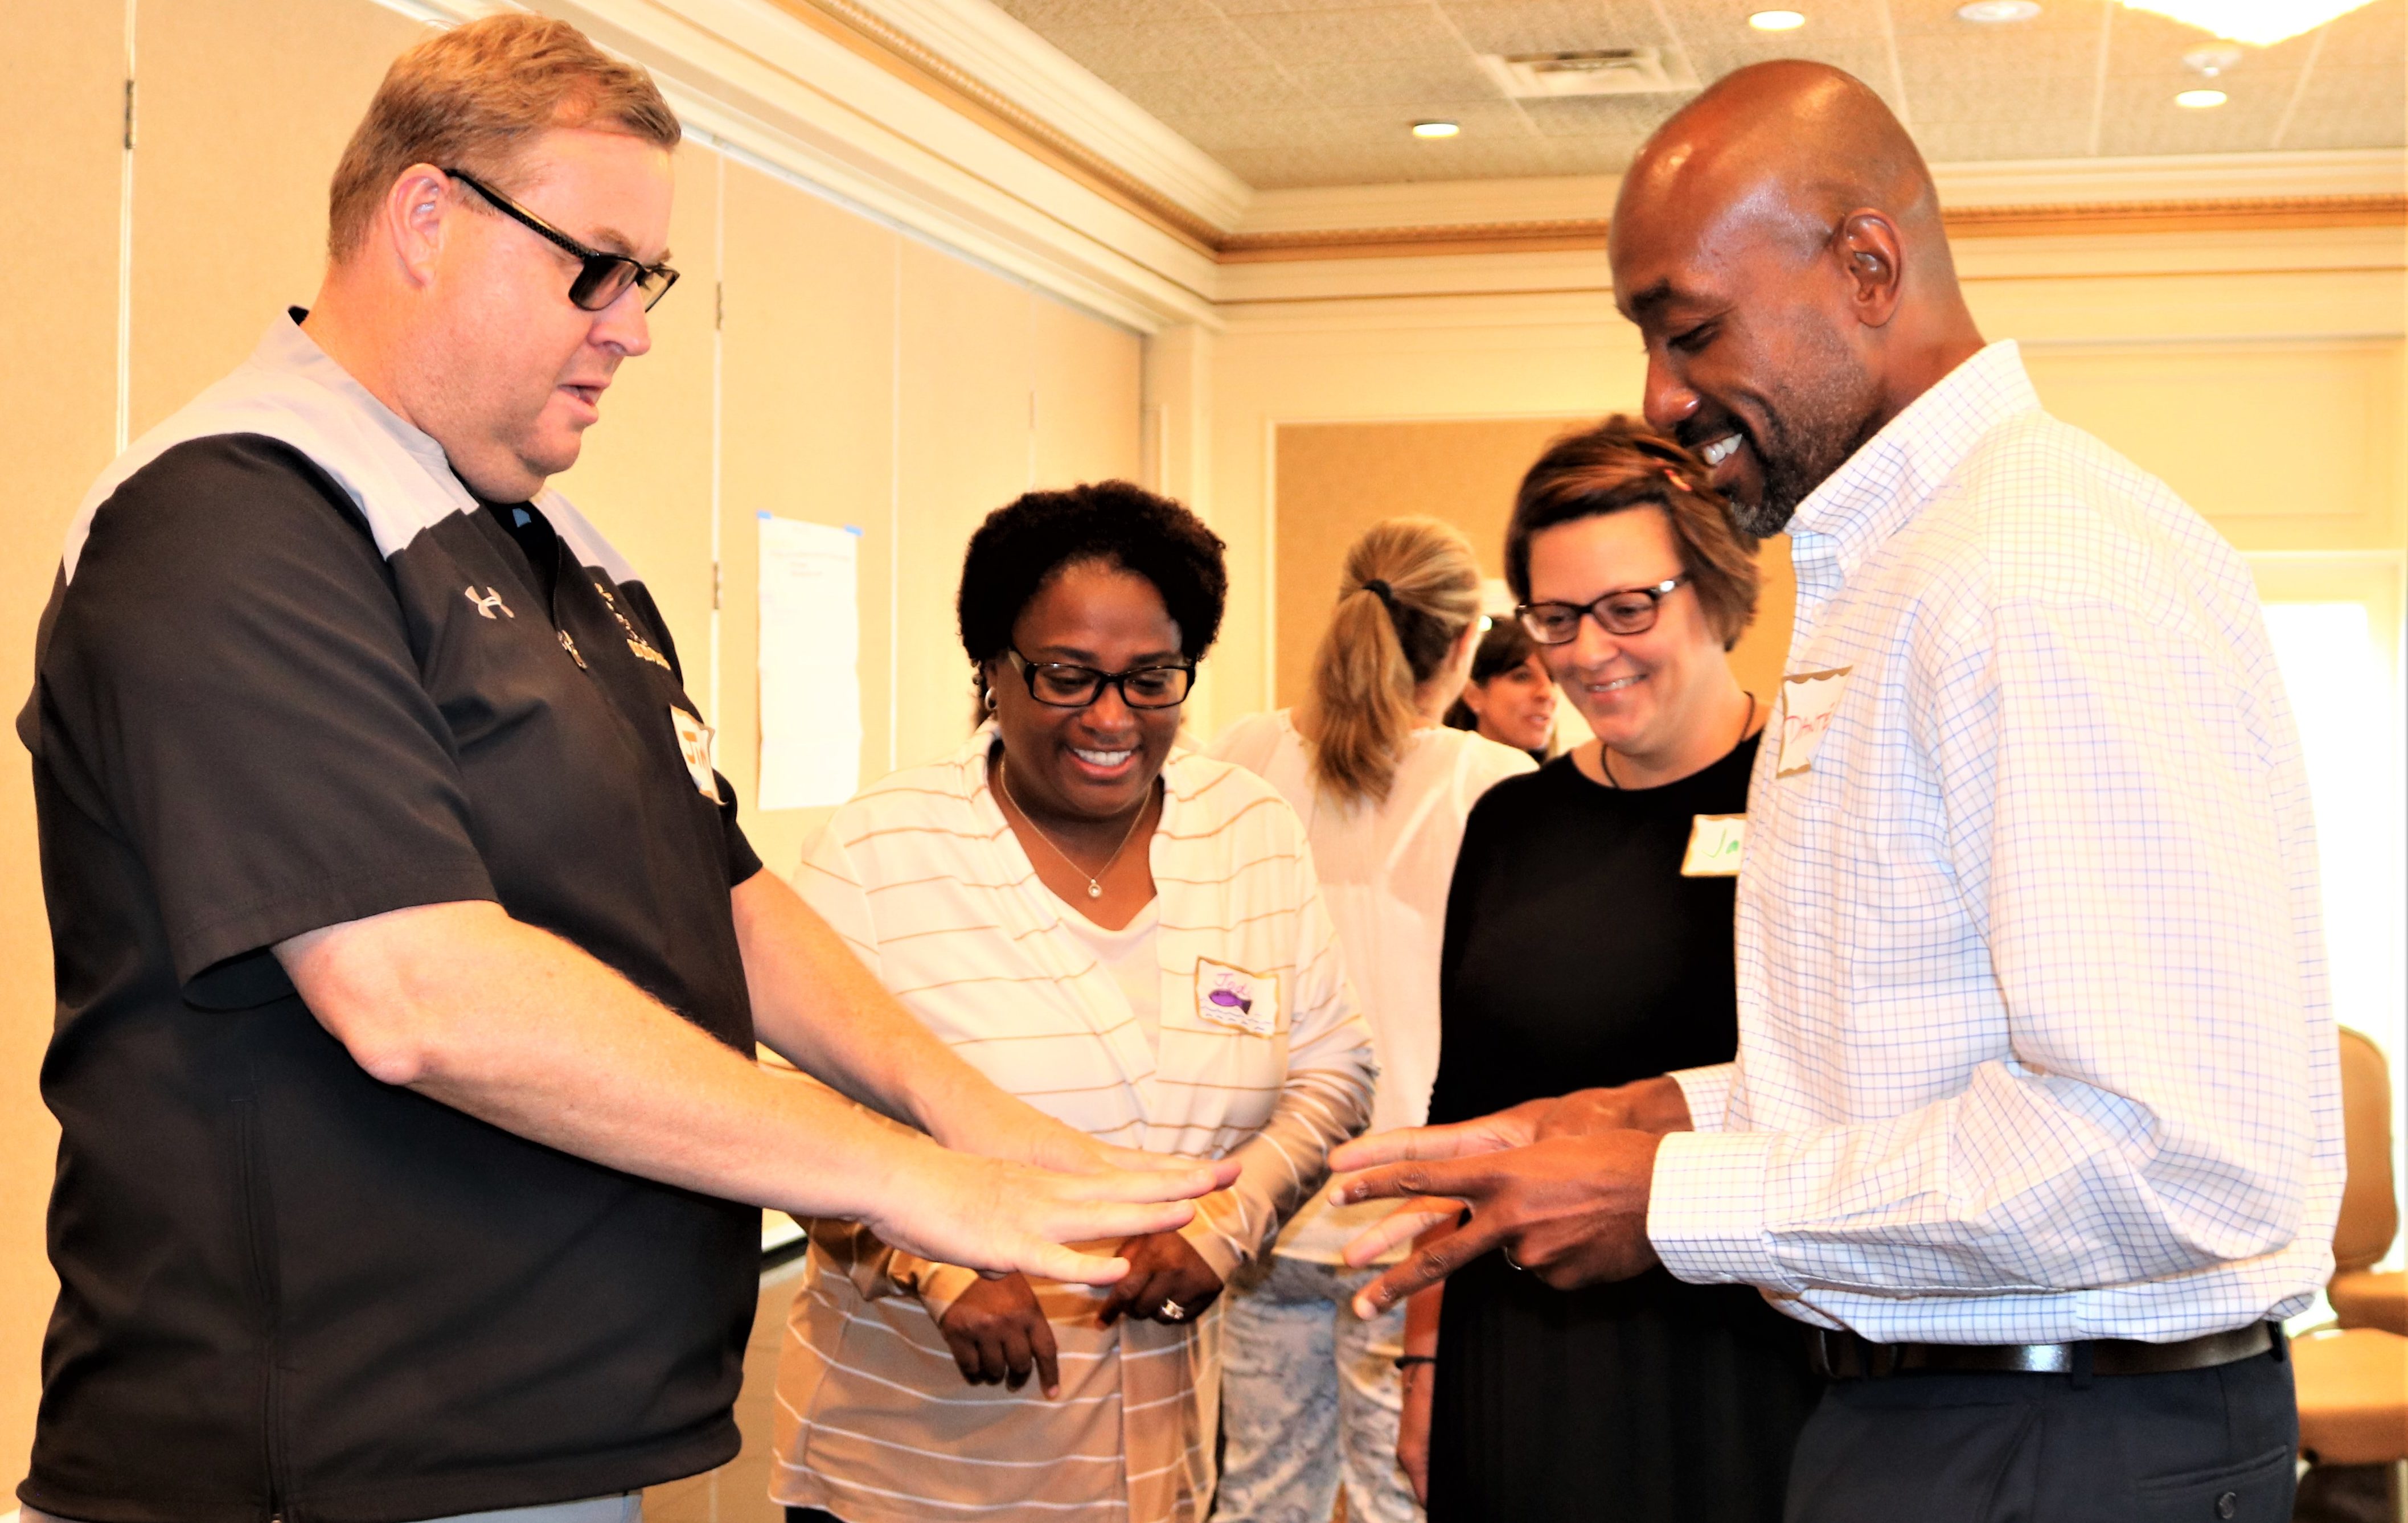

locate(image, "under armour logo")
(465, 586), (515, 619)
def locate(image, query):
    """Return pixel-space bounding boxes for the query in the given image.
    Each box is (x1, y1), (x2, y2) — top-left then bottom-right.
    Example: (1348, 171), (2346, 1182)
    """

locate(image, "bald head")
(1621, 61), (1943, 270)
(1609, 61), (1984, 535)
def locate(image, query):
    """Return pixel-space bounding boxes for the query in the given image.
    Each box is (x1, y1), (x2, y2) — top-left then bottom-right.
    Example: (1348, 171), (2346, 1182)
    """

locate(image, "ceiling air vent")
(1476, 48), (1700, 98)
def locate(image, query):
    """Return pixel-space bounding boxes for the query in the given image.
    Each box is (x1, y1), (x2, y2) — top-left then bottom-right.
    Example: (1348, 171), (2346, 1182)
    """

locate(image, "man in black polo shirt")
(17, 17), (1228, 1523)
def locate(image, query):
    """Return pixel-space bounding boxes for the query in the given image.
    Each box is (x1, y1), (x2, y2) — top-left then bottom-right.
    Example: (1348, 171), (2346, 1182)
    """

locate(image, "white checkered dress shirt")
(1647, 340), (2344, 1344)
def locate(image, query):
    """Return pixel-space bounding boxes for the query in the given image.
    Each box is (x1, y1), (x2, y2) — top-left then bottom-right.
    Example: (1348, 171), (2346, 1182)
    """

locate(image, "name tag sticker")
(1194, 958), (1279, 1036)
(1681, 814), (1746, 877)
(1776, 666), (1854, 779)
(670, 707), (722, 802)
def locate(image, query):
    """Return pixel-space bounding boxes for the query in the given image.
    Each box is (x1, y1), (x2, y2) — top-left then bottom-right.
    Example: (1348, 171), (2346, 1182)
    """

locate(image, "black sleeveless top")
(1426, 736), (1820, 1523)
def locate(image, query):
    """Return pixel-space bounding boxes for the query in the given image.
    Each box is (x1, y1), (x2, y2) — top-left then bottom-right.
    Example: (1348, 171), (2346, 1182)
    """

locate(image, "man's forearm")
(279, 899), (935, 1223)
(732, 871), (1025, 1148)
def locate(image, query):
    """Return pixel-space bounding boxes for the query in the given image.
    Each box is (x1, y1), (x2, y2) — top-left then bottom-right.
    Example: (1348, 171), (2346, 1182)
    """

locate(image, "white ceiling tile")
(989, 0), (1221, 28)
(1115, 65), (1317, 116)
(1281, 58), (1505, 107)
(983, 0), (2403, 188)
(1439, 0), (1678, 56)
(1233, 6), (1471, 64)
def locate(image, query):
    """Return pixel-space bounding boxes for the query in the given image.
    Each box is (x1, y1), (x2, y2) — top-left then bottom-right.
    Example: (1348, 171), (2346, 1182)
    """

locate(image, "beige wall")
(1200, 228), (2408, 732)
(0, 0), (1142, 1491)
(1270, 417), (1799, 715)
(4, 0), (129, 1487)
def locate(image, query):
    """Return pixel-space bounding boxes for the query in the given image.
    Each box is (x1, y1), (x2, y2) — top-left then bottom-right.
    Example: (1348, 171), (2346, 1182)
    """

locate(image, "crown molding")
(401, 3), (2402, 321)
(838, 0), (1252, 232)
(526, 0), (1224, 329)
(1933, 149), (2406, 208)
(1236, 177), (1621, 237)
(1219, 191), (2407, 263)
(1228, 150), (2406, 245)
(1946, 194), (2406, 239)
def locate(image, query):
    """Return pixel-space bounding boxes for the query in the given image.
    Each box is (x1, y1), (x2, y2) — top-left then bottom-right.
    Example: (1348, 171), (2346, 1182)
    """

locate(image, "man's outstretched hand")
(948, 1097), (1243, 1195)
(1317, 1078), (1695, 1316)
(1326, 1077), (1692, 1177)
(1334, 1130), (1666, 1316)
(868, 1144), (1224, 1288)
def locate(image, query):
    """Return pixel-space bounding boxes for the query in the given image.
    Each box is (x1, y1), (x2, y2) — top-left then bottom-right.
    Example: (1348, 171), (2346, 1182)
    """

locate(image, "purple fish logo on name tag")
(1194, 959), (1277, 1036)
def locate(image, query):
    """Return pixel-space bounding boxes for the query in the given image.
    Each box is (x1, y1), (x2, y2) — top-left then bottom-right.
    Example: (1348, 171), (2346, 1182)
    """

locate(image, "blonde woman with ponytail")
(1206, 519), (1537, 1523)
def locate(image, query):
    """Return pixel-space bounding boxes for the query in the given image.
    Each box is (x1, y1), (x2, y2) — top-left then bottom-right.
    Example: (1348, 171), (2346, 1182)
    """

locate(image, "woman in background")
(1442, 619), (1558, 763)
(1398, 419), (1817, 1523)
(771, 482), (1375, 1523)
(1209, 518), (1536, 1523)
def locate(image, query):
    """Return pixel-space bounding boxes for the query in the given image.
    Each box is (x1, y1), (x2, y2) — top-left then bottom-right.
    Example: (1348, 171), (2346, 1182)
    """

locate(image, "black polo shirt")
(18, 320), (766, 1522)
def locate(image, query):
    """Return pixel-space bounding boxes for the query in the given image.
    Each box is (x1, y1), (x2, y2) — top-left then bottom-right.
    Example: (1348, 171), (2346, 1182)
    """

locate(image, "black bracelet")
(1393, 1354), (1436, 1370)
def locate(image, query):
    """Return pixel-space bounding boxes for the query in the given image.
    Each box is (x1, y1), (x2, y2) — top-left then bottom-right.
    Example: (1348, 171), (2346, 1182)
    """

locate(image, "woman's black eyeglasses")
(1006, 649), (1195, 709)
(446, 169), (680, 313)
(1517, 576), (1689, 644)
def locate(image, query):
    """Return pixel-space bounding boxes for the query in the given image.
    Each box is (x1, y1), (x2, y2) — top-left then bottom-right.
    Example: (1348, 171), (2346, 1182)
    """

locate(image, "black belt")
(1808, 1322), (2276, 1381)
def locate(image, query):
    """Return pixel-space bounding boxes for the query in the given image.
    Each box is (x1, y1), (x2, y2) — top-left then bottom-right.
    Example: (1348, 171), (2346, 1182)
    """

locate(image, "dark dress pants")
(1785, 1341), (2297, 1523)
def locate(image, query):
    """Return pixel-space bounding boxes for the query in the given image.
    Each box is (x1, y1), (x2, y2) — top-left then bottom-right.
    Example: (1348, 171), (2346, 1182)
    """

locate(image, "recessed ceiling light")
(1410, 120), (1460, 138)
(2175, 88), (2229, 108)
(1957, 1), (2041, 20)
(2114, 2), (2373, 48)
(1749, 10), (1807, 30)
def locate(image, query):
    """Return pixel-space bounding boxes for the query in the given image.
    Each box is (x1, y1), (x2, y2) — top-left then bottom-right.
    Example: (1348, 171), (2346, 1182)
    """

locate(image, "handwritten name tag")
(1681, 814), (1746, 877)
(1194, 958), (1278, 1036)
(670, 707), (722, 802)
(1775, 666), (1853, 779)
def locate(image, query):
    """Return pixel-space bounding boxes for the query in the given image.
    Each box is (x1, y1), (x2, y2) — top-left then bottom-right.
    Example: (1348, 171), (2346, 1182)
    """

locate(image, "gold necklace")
(994, 757), (1151, 900)
(1600, 691), (1757, 790)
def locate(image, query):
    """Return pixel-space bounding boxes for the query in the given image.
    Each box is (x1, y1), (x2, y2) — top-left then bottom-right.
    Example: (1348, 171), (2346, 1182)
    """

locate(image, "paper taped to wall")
(757, 514), (863, 811)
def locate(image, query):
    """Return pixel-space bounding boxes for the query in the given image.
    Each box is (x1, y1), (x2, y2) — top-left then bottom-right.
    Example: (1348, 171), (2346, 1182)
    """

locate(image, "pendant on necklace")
(1086, 880), (1103, 898)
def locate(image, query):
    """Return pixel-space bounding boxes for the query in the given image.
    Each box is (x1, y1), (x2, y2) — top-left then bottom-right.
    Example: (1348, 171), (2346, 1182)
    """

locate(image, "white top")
(1209, 711), (1536, 1262)
(1053, 896), (1163, 1057)
(1648, 340), (2344, 1344)
(774, 728), (1376, 1523)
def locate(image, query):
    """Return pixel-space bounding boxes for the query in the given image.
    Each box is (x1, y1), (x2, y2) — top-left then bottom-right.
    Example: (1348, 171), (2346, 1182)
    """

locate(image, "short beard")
(1730, 326), (1882, 539)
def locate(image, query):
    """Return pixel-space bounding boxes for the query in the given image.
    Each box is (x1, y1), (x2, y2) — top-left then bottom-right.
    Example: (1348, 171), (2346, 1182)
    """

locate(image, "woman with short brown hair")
(1396, 418), (1816, 1523)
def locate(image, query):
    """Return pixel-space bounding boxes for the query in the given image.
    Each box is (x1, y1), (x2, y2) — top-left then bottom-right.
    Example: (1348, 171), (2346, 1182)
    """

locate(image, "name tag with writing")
(1681, 814), (1745, 877)
(670, 707), (722, 802)
(1194, 958), (1278, 1036)
(1775, 666), (1853, 779)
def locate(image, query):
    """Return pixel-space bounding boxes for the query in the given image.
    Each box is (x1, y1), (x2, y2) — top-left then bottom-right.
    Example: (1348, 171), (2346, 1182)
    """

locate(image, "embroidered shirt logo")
(464, 586), (515, 620)
(1193, 958), (1278, 1036)
(593, 581), (673, 672)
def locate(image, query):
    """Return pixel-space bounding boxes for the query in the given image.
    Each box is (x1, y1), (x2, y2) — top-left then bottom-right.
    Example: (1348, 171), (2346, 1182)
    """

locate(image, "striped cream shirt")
(771, 727), (1377, 1523)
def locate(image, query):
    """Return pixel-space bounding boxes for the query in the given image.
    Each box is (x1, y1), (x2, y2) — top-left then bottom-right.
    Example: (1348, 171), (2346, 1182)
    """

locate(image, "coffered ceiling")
(976, 0), (2405, 189)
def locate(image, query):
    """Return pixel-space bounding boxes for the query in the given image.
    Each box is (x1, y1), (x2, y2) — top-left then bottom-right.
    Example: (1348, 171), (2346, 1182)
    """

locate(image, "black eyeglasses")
(1517, 576), (1689, 644)
(446, 169), (680, 313)
(1006, 648), (1195, 710)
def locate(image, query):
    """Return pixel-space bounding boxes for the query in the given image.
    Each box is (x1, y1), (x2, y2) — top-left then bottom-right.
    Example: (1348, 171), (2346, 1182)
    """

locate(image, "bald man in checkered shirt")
(1331, 61), (2341, 1523)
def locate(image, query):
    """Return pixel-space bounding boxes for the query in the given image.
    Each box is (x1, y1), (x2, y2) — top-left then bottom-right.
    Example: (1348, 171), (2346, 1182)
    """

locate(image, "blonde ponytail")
(1298, 518), (1483, 807)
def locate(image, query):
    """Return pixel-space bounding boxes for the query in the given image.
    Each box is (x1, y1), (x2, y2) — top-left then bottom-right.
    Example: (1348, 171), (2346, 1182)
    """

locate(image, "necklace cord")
(994, 752), (1152, 897)
(1599, 689), (1758, 791)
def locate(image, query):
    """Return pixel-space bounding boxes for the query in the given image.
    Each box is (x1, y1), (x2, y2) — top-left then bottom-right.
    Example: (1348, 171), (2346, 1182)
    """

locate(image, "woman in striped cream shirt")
(769, 481), (1377, 1523)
